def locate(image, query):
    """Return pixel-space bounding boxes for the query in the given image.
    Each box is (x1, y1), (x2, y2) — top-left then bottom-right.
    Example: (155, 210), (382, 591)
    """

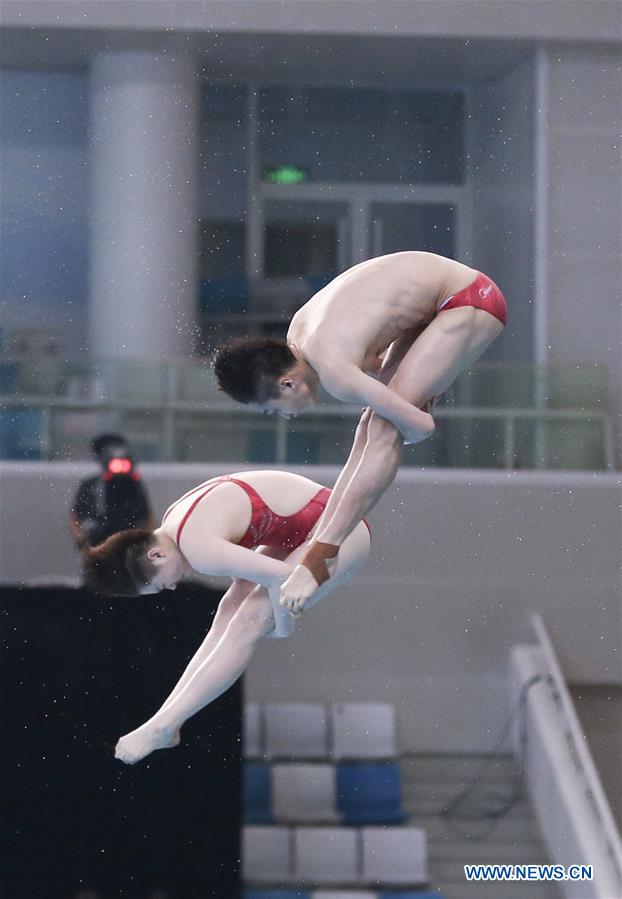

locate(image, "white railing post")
(503, 414), (515, 469)
(40, 405), (52, 461)
(162, 361), (177, 462)
(275, 417), (288, 465)
(603, 415), (616, 472)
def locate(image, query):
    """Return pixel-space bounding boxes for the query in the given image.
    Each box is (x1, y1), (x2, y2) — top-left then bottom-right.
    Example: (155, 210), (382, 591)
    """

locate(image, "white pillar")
(89, 52), (199, 359)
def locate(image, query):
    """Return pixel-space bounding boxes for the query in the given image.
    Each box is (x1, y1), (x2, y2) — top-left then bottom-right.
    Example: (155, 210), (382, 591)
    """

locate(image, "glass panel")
(445, 417), (507, 469)
(265, 223), (337, 279)
(50, 408), (114, 460)
(6, 357), (64, 398)
(0, 408), (44, 460)
(544, 418), (606, 470)
(199, 222), (245, 280)
(546, 366), (609, 409)
(243, 199), (349, 321)
(0, 357), (610, 469)
(0, 361), (19, 395)
(110, 361), (167, 405)
(173, 411), (251, 463)
(174, 361), (220, 404)
(200, 84), (247, 219)
(286, 419), (355, 465)
(402, 426), (450, 467)
(116, 410), (167, 462)
(263, 198), (348, 280)
(259, 86), (464, 184)
(371, 202), (455, 258)
(199, 221), (247, 315)
(248, 429), (278, 463)
(512, 418), (538, 470)
(453, 365), (535, 408)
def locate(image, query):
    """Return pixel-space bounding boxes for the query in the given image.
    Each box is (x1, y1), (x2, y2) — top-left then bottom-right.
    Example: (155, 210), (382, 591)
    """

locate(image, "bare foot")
(279, 553), (338, 614)
(114, 721), (181, 765)
(279, 564), (318, 614)
(280, 541), (340, 613)
(270, 597), (299, 637)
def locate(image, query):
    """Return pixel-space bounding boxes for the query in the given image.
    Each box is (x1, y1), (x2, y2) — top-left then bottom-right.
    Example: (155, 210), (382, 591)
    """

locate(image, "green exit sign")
(263, 165), (309, 185)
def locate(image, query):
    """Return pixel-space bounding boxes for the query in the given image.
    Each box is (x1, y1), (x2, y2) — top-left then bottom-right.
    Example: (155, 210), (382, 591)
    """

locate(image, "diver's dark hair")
(82, 529), (156, 597)
(212, 337), (296, 404)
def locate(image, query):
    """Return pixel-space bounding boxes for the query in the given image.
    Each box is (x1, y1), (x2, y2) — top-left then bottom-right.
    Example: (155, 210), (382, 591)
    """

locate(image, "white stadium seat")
(330, 703), (397, 759)
(295, 826), (359, 883)
(243, 702), (262, 758)
(361, 826), (428, 884)
(272, 763), (339, 823)
(265, 703), (329, 759)
(241, 825), (293, 883)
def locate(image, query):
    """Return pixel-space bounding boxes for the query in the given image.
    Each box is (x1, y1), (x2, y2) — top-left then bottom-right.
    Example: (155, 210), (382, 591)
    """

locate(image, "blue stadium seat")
(336, 761), (407, 825)
(243, 761), (273, 824)
(244, 892), (311, 899)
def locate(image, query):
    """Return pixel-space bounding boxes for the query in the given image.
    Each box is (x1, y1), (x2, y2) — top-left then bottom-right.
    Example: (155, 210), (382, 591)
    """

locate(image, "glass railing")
(0, 356), (615, 470)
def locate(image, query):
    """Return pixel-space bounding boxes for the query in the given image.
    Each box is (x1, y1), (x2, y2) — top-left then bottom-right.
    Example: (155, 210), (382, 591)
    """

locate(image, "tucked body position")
(213, 251), (507, 610)
(83, 469), (370, 764)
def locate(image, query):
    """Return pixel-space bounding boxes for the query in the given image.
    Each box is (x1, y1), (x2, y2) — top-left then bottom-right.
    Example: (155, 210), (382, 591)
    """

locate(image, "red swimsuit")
(162, 477), (332, 551)
(436, 271), (507, 326)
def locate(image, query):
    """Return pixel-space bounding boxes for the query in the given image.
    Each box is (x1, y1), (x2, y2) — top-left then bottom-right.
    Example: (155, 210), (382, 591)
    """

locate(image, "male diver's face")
(258, 378), (316, 419)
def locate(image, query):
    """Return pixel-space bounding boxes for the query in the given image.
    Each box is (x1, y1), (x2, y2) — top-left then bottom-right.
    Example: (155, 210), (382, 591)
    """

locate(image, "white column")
(533, 46), (550, 372)
(89, 52), (199, 359)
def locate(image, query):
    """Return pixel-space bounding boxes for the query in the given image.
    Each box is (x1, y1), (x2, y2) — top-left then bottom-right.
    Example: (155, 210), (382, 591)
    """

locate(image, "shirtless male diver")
(213, 251), (507, 613)
(83, 469), (370, 764)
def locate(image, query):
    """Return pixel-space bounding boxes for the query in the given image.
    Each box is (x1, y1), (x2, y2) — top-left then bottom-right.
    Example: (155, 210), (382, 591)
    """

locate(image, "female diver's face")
(141, 544), (187, 594)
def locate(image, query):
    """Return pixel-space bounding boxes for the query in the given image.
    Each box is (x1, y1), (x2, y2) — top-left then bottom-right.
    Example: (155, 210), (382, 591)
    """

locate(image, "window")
(259, 86), (464, 184)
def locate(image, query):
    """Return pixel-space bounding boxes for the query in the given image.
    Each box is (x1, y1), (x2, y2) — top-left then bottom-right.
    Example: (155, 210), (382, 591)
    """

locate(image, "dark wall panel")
(1, 585), (240, 899)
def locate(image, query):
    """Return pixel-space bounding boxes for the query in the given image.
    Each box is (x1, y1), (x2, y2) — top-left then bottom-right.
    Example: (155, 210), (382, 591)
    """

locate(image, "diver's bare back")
(288, 252), (478, 370)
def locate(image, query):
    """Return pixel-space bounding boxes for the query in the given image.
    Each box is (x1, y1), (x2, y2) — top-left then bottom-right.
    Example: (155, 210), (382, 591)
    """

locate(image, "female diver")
(83, 469), (370, 764)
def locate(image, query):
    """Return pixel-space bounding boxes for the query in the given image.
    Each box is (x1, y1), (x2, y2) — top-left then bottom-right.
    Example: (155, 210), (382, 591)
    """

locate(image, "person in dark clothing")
(69, 433), (155, 549)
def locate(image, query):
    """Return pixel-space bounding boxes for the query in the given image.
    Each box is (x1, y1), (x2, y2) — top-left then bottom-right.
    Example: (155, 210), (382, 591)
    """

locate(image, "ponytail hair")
(82, 528), (157, 596)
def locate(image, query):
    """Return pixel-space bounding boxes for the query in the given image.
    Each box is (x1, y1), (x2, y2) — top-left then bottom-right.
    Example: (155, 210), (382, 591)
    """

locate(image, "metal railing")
(0, 356), (615, 469)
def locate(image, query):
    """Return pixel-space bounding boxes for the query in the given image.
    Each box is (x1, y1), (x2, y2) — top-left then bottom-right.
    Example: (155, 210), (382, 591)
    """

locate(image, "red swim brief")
(436, 271), (507, 326)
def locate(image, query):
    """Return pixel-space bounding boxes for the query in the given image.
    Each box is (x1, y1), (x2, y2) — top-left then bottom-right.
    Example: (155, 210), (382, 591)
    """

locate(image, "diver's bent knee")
(422, 416), (436, 439)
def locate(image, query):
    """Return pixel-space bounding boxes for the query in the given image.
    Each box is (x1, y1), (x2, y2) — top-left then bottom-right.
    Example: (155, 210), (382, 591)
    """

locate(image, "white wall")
(1, 462), (619, 752)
